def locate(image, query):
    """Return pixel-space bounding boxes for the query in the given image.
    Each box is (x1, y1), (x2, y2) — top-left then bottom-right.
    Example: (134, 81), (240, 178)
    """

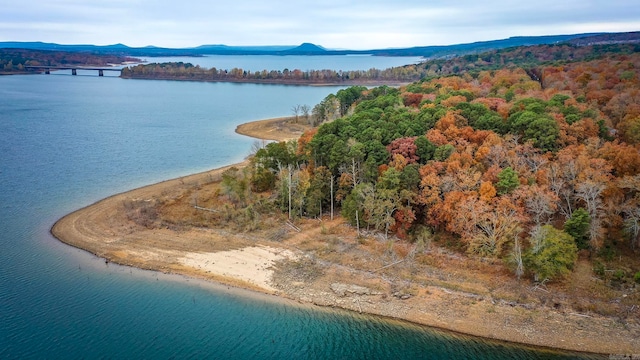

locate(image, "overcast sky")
(1, 0), (638, 49)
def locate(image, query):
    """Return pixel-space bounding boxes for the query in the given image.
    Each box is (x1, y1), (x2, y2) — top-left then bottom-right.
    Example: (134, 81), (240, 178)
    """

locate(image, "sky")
(1, 0), (639, 49)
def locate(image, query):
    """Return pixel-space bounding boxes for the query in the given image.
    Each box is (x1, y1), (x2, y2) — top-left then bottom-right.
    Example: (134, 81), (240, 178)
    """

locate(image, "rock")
(330, 283), (382, 297)
(392, 291), (412, 300)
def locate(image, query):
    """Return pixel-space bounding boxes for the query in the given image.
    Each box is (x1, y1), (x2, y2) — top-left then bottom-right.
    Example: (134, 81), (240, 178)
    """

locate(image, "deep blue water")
(0, 68), (598, 358)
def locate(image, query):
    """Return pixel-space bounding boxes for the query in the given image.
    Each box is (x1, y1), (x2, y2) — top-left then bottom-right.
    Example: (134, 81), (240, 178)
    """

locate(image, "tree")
(291, 104), (302, 123)
(563, 207), (591, 249)
(293, 169), (311, 218)
(519, 185), (558, 226)
(341, 183), (370, 230)
(433, 144), (454, 161)
(372, 187), (399, 240)
(414, 135), (436, 163)
(511, 236), (525, 279)
(524, 117), (559, 152)
(623, 205), (640, 250)
(347, 140), (366, 186)
(468, 198), (522, 257)
(221, 167), (248, 207)
(524, 225), (578, 282)
(575, 180), (606, 249)
(496, 167), (519, 195)
(306, 166), (332, 217)
(311, 94), (340, 125)
(336, 86), (366, 116)
(509, 110), (559, 152)
(301, 104), (311, 123)
(254, 140), (298, 171)
(387, 137), (419, 164)
(479, 181), (497, 202)
(250, 165), (276, 192)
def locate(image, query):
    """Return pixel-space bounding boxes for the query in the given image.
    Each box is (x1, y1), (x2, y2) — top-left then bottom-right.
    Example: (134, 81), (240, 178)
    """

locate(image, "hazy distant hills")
(1, 31), (638, 57)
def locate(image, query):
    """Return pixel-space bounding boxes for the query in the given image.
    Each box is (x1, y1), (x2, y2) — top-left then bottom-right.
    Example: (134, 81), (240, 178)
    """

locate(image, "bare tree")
(291, 104), (302, 123)
(250, 140), (265, 156)
(576, 180), (606, 249)
(301, 104), (311, 123)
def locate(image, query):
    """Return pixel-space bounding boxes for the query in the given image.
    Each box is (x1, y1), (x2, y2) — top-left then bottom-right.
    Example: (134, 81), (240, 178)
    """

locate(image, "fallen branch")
(569, 312), (592, 318)
(285, 220), (301, 232)
(194, 205), (219, 213)
(372, 259), (405, 273)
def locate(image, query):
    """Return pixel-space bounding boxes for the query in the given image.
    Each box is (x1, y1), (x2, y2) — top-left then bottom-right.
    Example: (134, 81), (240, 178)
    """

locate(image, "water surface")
(0, 68), (597, 358)
(140, 54), (425, 72)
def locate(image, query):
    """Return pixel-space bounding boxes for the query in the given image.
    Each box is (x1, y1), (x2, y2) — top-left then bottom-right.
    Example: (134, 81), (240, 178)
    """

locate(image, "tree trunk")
(330, 175), (334, 220)
(288, 166), (292, 220)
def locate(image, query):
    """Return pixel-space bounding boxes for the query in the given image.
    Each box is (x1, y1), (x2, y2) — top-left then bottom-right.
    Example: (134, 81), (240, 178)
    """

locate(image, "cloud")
(0, 0), (638, 48)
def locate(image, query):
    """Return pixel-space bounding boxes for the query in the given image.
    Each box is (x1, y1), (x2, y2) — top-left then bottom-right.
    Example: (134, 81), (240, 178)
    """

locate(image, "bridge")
(24, 66), (122, 76)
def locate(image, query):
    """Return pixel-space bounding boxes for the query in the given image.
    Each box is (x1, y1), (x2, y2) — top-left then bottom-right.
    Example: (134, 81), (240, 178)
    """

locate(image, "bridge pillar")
(71, 69), (77, 76)
(98, 69), (104, 76)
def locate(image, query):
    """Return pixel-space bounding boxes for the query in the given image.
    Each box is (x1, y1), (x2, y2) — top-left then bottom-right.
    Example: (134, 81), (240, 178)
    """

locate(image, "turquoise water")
(0, 70), (597, 358)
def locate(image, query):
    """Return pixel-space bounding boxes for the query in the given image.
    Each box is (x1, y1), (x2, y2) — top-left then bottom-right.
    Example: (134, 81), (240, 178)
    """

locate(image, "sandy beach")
(179, 246), (298, 292)
(235, 116), (309, 142)
(51, 116), (640, 355)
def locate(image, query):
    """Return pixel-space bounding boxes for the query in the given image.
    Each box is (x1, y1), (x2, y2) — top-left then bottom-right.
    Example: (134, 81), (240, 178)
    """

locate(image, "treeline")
(417, 43), (640, 78)
(227, 49), (640, 284)
(120, 61), (422, 84)
(0, 48), (138, 73)
(119, 43), (639, 86)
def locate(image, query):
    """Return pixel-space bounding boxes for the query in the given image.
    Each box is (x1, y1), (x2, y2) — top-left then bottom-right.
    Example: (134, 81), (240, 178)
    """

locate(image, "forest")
(119, 43), (640, 85)
(120, 61), (422, 84)
(0, 48), (138, 74)
(219, 46), (640, 287)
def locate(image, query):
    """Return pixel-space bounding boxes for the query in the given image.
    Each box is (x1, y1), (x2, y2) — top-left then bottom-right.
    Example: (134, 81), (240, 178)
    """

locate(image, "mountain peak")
(287, 43), (327, 53)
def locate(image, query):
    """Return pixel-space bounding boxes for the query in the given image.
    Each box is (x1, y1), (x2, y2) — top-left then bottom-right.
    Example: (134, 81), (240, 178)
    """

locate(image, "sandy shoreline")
(51, 116), (639, 355)
(235, 116), (309, 142)
(179, 246), (298, 292)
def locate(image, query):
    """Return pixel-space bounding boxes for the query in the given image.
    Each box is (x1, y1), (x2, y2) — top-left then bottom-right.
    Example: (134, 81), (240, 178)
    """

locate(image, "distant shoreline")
(120, 74), (412, 87)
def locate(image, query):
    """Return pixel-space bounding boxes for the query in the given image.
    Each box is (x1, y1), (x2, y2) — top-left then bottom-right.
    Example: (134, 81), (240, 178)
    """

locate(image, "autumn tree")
(469, 198), (523, 257)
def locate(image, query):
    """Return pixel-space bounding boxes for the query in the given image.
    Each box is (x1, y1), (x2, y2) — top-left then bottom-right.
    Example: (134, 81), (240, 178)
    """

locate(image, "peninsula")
(52, 115), (639, 355)
(51, 39), (640, 356)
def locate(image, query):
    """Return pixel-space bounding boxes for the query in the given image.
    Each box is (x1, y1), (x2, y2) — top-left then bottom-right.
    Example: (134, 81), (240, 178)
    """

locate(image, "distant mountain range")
(1, 32), (638, 58)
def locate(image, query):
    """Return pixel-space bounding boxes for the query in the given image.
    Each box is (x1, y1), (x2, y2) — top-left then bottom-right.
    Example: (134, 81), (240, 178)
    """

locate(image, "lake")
(0, 57), (596, 358)
(139, 54), (426, 72)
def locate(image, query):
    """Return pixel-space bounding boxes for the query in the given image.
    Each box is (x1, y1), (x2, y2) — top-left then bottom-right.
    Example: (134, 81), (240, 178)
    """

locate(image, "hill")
(2, 31), (639, 58)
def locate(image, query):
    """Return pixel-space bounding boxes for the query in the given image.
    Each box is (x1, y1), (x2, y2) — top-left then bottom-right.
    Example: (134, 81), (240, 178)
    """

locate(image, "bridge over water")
(24, 66), (121, 76)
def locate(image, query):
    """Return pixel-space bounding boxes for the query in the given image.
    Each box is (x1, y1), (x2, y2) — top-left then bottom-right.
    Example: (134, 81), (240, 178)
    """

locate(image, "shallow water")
(0, 68), (598, 358)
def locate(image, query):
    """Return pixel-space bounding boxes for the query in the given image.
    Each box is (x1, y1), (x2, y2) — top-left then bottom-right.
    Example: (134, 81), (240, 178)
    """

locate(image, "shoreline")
(235, 116), (309, 142)
(51, 116), (639, 355)
(120, 75), (412, 87)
